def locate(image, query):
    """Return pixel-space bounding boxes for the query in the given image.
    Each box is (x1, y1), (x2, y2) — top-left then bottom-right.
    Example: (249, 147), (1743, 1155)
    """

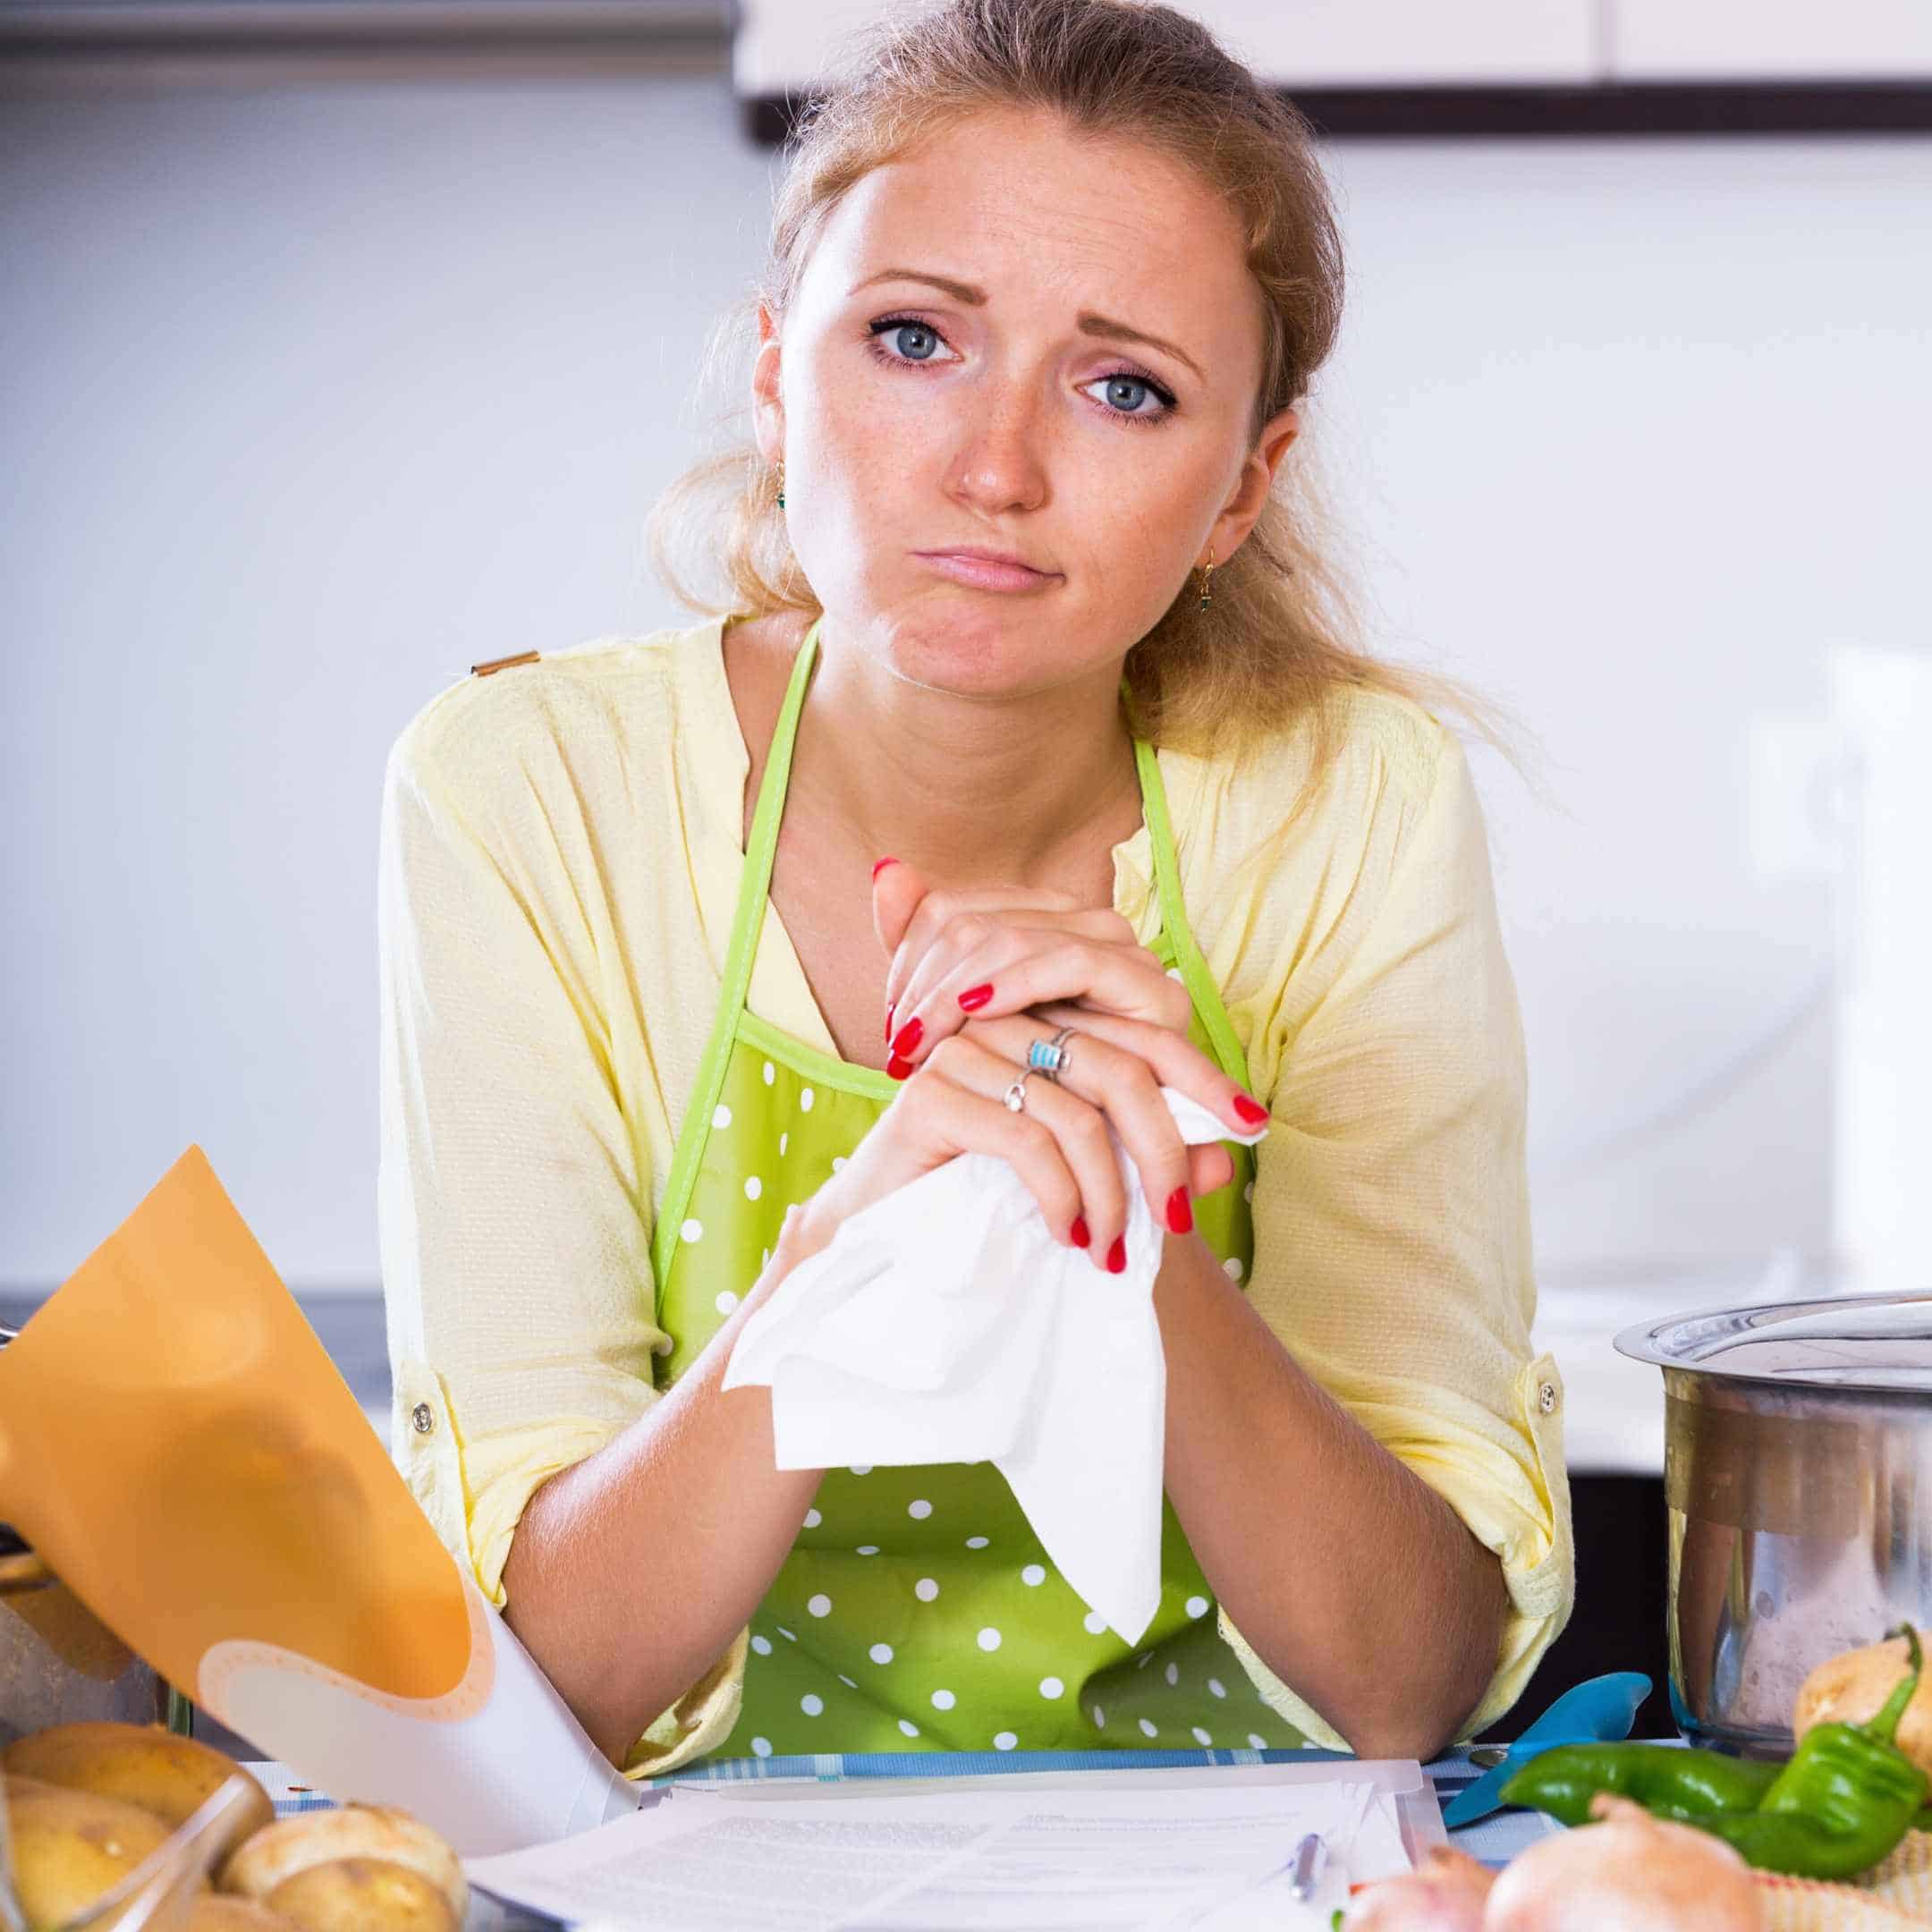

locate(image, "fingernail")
(1070, 1215), (1090, 1248)
(1106, 1234), (1126, 1274)
(884, 1000), (896, 1046)
(890, 1016), (924, 1058)
(1166, 1186), (1193, 1235)
(886, 1054), (913, 1080)
(957, 982), (994, 1013)
(872, 856), (898, 881)
(1233, 1092), (1268, 1126)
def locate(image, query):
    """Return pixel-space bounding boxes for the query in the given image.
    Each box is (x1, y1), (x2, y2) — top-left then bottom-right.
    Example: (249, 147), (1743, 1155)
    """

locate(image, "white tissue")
(722, 1086), (1267, 1647)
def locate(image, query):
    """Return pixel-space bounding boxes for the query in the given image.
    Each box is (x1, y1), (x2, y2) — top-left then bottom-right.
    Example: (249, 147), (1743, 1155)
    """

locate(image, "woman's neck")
(784, 618), (1146, 895)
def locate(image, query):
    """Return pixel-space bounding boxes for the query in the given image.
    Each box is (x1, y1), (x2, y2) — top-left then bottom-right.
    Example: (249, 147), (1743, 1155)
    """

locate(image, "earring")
(1197, 547), (1215, 611)
(775, 459), (786, 511)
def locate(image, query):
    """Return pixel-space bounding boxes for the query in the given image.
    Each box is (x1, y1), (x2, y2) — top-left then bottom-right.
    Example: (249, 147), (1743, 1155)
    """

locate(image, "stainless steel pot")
(1617, 1288), (1932, 1759)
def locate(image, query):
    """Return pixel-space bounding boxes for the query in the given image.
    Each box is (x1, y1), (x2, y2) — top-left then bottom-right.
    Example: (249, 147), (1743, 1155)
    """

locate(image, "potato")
(4, 1769), (174, 1932)
(218, 1805), (466, 1920)
(1794, 1631), (1932, 1777)
(187, 1900), (301, 1931)
(2, 1719), (274, 1860)
(265, 1859), (459, 1932)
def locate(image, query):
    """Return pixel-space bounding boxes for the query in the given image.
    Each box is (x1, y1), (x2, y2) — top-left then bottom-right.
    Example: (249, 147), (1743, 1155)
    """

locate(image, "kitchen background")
(4, 1), (1930, 1737)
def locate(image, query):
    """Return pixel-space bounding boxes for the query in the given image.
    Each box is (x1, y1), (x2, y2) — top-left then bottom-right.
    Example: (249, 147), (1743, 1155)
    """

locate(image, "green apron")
(649, 614), (1304, 1760)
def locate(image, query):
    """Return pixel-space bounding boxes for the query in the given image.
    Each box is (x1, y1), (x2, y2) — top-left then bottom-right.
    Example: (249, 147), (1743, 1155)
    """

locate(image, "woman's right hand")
(795, 1005), (1250, 1275)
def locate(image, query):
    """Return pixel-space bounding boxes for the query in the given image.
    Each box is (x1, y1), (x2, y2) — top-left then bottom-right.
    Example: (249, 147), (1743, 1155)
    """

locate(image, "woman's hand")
(872, 856), (1271, 1131)
(801, 1004), (1241, 1274)
(789, 857), (1270, 1272)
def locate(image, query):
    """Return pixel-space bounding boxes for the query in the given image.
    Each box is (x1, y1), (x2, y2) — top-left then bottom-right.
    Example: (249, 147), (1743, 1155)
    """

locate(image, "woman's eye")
(865, 316), (1176, 428)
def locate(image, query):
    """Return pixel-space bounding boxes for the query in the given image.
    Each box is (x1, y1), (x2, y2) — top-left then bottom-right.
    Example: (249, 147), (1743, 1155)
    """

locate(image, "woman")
(377, 0), (1572, 1779)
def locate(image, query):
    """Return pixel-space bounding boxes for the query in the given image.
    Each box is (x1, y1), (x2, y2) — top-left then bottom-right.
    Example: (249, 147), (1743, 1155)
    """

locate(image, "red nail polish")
(1070, 1215), (1090, 1248)
(1166, 1186), (1193, 1234)
(1233, 1092), (1268, 1126)
(1106, 1234), (1126, 1274)
(872, 856), (898, 881)
(957, 983), (994, 1013)
(890, 1016), (924, 1057)
(886, 1054), (913, 1080)
(884, 1001), (895, 1046)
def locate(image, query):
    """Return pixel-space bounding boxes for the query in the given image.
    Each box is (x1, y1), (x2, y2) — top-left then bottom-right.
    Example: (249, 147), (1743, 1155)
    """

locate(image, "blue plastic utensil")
(1442, 1672), (1652, 1828)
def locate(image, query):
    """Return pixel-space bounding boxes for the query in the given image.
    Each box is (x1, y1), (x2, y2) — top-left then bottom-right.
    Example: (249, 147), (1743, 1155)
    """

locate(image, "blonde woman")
(378, 0), (1573, 1778)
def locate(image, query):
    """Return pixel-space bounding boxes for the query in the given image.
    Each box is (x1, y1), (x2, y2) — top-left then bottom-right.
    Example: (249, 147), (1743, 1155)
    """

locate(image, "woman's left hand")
(872, 856), (1270, 1136)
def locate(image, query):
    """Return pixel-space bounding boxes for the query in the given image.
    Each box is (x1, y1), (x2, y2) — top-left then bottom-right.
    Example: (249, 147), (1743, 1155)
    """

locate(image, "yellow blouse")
(377, 614), (1573, 1773)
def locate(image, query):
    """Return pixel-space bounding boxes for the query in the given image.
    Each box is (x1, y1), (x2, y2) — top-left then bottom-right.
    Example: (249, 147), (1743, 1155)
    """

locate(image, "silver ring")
(1002, 1067), (1037, 1113)
(1035, 1025), (1079, 1085)
(1027, 1036), (1068, 1078)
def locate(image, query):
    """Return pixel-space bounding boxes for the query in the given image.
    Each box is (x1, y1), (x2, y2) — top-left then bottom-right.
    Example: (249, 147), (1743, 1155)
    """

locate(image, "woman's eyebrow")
(849, 267), (1204, 383)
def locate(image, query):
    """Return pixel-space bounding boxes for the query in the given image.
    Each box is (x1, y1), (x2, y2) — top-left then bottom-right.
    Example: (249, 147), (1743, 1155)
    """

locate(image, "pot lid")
(1614, 1288), (1932, 1393)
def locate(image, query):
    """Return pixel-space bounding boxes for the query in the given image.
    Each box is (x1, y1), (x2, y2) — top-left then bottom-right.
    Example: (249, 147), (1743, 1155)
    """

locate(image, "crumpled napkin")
(722, 1087), (1267, 1647)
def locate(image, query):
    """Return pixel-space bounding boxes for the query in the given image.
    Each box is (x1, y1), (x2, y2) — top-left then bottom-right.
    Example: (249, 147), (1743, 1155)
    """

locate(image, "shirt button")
(412, 1402), (436, 1435)
(1537, 1381), (1558, 1416)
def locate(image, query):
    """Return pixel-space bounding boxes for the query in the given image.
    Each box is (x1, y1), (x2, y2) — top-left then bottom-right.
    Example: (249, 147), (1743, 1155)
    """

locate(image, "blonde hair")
(646, 0), (1536, 853)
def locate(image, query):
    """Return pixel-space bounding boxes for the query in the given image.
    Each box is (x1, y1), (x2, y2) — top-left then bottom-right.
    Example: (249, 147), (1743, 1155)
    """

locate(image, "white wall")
(5, 72), (1928, 1314)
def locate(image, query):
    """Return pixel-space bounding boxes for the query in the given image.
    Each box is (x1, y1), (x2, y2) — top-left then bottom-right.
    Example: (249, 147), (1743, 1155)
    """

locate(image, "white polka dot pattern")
(658, 826), (1264, 1762)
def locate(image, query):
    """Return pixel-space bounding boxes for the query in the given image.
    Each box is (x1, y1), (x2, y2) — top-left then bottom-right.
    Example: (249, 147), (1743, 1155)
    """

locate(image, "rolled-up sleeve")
(377, 710), (670, 1599)
(1219, 721), (1573, 1750)
(377, 705), (747, 1770)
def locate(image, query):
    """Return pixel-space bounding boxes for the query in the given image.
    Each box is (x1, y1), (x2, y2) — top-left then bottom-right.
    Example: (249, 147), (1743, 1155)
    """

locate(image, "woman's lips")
(915, 551), (1060, 593)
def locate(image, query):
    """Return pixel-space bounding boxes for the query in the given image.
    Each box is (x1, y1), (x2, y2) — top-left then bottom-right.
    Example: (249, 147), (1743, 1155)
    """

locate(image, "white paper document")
(722, 1087), (1268, 1645)
(465, 1773), (1415, 1930)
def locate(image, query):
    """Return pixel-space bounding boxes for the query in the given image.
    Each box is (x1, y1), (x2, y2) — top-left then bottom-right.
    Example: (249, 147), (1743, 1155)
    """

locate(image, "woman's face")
(755, 107), (1301, 699)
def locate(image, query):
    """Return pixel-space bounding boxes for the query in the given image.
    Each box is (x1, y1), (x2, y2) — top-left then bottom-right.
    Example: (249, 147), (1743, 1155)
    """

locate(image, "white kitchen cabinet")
(733, 0), (1598, 97)
(1610, 0), (1932, 79)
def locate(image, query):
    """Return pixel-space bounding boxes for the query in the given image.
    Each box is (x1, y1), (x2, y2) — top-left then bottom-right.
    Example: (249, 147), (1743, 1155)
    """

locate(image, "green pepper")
(1503, 1623), (1931, 1883)
(1498, 1741), (1784, 1827)
(1692, 1623), (1929, 1880)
